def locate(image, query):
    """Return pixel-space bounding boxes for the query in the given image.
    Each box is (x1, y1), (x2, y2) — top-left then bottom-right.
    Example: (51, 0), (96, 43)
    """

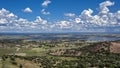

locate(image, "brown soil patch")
(110, 42), (120, 53)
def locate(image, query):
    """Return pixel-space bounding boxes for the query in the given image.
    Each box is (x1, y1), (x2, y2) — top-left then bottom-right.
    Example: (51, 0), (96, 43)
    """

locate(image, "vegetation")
(0, 38), (120, 68)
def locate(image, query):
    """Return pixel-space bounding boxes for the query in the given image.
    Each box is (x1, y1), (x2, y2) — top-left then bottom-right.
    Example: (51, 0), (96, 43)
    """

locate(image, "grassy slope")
(0, 58), (40, 68)
(0, 48), (16, 56)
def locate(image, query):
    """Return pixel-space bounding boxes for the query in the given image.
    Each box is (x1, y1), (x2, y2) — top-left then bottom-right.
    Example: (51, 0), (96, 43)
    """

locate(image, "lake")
(0, 32), (120, 41)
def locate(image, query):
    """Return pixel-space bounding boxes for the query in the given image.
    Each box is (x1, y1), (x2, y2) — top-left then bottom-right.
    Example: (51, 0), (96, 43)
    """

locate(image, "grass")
(0, 43), (86, 56)
(0, 47), (48, 56)
(0, 59), (19, 68)
(31, 48), (46, 52)
(0, 57), (40, 68)
(0, 48), (16, 57)
(0, 60), (2, 68)
(16, 58), (40, 68)
(16, 47), (47, 56)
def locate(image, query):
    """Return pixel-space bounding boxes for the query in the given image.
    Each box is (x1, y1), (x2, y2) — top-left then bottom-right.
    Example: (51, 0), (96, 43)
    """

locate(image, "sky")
(0, 0), (120, 33)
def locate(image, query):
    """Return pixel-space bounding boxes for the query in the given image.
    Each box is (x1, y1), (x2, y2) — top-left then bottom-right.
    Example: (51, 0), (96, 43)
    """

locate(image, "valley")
(0, 34), (120, 68)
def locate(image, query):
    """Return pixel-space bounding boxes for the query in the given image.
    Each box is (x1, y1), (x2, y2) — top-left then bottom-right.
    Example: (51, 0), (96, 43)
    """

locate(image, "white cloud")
(41, 0), (51, 16)
(41, 9), (50, 15)
(100, 1), (114, 8)
(0, 1), (120, 32)
(0, 8), (17, 25)
(0, 8), (9, 15)
(55, 20), (74, 30)
(74, 1), (119, 27)
(59, 21), (69, 28)
(0, 19), (8, 24)
(0, 8), (49, 32)
(75, 18), (81, 23)
(42, 0), (51, 7)
(34, 16), (42, 23)
(23, 7), (32, 13)
(116, 11), (120, 19)
(99, 1), (114, 14)
(7, 13), (17, 18)
(34, 16), (47, 24)
(64, 13), (75, 17)
(81, 9), (93, 17)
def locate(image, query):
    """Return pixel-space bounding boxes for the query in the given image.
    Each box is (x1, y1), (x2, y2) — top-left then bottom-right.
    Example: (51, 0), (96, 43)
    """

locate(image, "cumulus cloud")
(41, 0), (51, 15)
(59, 21), (71, 28)
(75, 18), (81, 23)
(0, 1), (120, 32)
(65, 1), (120, 32)
(116, 11), (120, 19)
(0, 8), (17, 25)
(23, 7), (32, 13)
(99, 1), (114, 14)
(75, 1), (119, 27)
(34, 16), (47, 24)
(0, 19), (8, 25)
(41, 9), (50, 15)
(64, 13), (75, 17)
(100, 1), (114, 7)
(0, 8), (49, 32)
(42, 0), (51, 7)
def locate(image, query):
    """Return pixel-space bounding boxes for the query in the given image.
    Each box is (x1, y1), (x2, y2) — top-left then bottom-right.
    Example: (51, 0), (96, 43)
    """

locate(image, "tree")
(19, 64), (23, 68)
